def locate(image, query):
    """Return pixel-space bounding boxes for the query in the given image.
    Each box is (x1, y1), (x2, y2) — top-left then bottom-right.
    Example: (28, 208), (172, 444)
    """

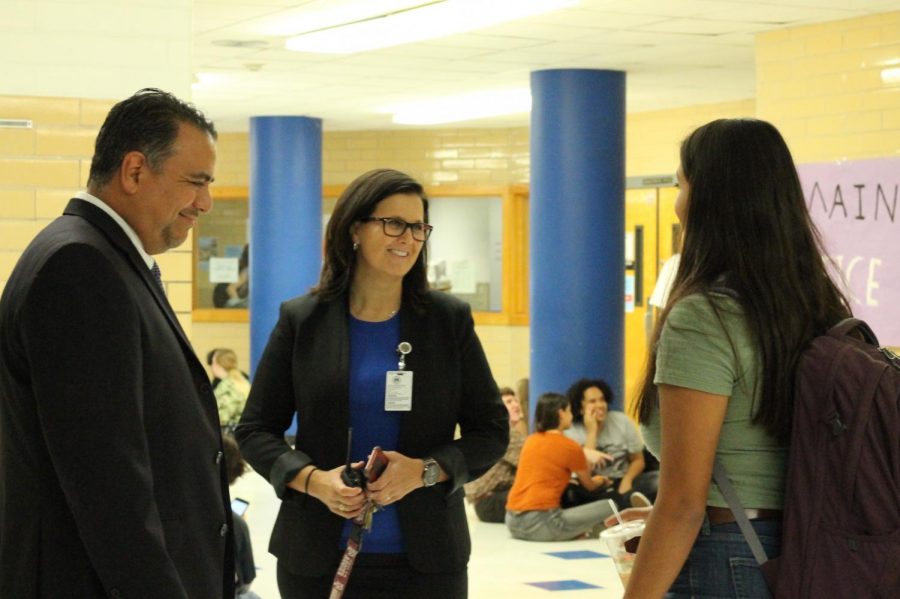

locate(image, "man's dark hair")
(87, 88), (217, 190)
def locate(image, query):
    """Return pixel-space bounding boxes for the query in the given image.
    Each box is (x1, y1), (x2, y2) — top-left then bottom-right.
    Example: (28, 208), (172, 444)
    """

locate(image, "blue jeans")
(666, 518), (781, 599)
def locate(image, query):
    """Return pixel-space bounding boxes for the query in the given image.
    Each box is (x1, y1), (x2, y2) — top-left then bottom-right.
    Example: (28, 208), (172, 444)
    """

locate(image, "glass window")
(194, 196), (248, 312)
(428, 195), (503, 312)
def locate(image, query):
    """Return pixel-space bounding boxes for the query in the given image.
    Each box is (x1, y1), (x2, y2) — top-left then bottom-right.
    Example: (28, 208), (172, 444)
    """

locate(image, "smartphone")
(364, 446), (389, 483)
(231, 497), (250, 517)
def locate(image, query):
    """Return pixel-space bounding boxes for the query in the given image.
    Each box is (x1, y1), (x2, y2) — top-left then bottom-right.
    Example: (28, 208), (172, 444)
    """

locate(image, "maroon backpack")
(714, 318), (900, 598)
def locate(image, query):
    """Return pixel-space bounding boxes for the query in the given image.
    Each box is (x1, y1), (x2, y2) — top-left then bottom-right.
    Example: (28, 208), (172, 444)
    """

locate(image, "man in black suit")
(0, 89), (234, 598)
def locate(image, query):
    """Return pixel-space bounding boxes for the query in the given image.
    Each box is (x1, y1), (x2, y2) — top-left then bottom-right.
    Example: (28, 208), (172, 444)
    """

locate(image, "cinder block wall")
(756, 10), (900, 162)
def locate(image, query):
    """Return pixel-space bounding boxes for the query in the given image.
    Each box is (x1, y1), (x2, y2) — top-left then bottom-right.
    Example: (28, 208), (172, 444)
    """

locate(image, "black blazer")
(236, 291), (509, 577)
(0, 199), (234, 598)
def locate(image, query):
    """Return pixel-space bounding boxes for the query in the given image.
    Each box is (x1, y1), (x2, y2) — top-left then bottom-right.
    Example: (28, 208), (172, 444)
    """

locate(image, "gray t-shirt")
(565, 411), (643, 479)
(641, 292), (788, 509)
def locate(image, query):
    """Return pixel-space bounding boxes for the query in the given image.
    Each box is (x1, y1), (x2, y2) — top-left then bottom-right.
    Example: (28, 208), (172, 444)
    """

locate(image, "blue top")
(341, 312), (405, 553)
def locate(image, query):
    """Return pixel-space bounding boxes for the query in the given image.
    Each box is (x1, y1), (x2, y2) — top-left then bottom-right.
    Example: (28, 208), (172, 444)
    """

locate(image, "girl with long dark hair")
(622, 119), (850, 598)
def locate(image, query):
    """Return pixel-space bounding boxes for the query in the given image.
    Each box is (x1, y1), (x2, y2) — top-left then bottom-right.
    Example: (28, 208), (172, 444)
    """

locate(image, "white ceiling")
(190, 0), (898, 131)
(4, 1), (899, 132)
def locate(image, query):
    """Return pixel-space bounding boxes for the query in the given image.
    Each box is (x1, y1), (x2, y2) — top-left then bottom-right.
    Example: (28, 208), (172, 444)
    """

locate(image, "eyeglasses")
(360, 217), (433, 241)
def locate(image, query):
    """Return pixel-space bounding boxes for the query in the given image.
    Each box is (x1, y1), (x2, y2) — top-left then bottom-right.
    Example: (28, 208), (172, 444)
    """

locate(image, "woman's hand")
(617, 479), (633, 494)
(366, 451), (438, 507)
(306, 463), (367, 519)
(604, 506), (652, 528)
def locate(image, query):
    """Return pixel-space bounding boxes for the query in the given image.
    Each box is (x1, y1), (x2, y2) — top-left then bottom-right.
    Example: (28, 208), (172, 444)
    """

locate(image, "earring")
(352, 241), (359, 251)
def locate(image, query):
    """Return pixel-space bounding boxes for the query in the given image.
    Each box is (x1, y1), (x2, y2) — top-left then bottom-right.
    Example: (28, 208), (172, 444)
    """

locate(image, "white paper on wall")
(449, 260), (476, 294)
(209, 257), (239, 283)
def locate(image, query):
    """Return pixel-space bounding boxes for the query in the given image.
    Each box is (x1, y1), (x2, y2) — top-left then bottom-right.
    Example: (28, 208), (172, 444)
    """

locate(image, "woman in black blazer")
(236, 168), (509, 599)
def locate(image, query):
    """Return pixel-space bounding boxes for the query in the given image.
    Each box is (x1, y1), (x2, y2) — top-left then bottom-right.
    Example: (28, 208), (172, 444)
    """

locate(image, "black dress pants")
(277, 553), (467, 599)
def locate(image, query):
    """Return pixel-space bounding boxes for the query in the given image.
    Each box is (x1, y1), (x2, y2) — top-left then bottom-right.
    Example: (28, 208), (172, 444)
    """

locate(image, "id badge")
(385, 370), (413, 411)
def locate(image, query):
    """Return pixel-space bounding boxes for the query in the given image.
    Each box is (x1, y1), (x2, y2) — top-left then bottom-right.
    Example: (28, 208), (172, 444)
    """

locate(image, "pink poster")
(797, 158), (900, 345)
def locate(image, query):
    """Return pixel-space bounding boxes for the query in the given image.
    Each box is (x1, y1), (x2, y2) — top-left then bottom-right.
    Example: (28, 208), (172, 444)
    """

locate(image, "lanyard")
(329, 501), (379, 598)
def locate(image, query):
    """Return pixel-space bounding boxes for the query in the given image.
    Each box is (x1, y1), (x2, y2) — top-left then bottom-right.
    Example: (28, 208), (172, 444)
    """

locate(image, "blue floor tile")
(544, 549), (608, 560)
(526, 579), (603, 591)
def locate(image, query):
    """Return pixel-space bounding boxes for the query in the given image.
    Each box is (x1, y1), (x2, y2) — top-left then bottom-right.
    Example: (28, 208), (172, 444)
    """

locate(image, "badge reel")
(385, 342), (413, 411)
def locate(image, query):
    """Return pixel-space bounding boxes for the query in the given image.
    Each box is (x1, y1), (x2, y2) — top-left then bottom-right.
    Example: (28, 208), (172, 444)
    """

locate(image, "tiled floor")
(232, 470), (625, 598)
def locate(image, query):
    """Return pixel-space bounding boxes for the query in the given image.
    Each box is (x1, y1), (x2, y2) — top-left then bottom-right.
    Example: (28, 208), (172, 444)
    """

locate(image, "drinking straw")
(608, 499), (624, 527)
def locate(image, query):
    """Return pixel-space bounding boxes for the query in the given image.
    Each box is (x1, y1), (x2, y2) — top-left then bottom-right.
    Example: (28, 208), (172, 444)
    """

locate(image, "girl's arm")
(617, 451), (646, 494)
(623, 384), (728, 599)
(573, 468), (610, 491)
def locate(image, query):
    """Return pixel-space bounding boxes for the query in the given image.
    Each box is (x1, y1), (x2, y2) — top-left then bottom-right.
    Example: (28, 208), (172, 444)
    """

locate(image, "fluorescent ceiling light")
(386, 89), (531, 125)
(882, 67), (900, 85)
(285, 0), (579, 54)
(191, 72), (231, 90)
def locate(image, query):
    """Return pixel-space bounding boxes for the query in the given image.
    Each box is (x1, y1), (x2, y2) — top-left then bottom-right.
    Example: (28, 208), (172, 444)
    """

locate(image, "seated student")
(565, 378), (657, 504)
(212, 349), (252, 432)
(207, 347), (249, 392)
(466, 386), (527, 522)
(505, 392), (614, 542)
(222, 435), (261, 599)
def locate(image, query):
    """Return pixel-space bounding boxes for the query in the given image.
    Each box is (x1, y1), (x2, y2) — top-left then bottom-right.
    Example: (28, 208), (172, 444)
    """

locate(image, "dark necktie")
(150, 261), (165, 294)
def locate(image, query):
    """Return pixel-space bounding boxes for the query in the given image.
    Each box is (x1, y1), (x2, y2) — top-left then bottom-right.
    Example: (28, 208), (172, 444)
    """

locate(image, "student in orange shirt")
(505, 392), (615, 541)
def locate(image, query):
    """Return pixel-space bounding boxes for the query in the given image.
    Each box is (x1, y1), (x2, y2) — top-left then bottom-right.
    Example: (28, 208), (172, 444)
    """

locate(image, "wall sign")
(797, 157), (899, 344)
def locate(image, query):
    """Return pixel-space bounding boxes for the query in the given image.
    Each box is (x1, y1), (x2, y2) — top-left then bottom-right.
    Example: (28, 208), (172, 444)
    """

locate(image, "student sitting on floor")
(563, 378), (656, 506)
(504, 392), (614, 541)
(466, 386), (527, 522)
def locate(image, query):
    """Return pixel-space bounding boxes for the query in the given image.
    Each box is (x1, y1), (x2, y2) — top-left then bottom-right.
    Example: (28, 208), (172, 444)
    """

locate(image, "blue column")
(529, 69), (626, 419)
(249, 116), (322, 376)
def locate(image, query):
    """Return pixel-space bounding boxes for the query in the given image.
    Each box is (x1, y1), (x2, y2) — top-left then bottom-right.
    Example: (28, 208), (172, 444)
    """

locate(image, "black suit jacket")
(0, 199), (234, 598)
(236, 291), (509, 577)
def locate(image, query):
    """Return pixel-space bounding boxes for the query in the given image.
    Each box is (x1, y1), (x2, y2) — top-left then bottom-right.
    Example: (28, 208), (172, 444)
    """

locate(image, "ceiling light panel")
(386, 88), (532, 125)
(285, 0), (580, 54)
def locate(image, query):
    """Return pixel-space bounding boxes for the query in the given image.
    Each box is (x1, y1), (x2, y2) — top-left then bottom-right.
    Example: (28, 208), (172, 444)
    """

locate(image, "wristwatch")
(422, 458), (441, 487)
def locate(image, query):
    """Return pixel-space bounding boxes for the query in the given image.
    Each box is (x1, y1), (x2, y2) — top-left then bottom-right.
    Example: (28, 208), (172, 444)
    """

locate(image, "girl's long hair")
(635, 119), (850, 441)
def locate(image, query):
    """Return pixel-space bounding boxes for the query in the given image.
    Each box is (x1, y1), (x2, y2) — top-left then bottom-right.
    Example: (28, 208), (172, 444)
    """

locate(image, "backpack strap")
(828, 318), (879, 346)
(712, 459), (770, 566)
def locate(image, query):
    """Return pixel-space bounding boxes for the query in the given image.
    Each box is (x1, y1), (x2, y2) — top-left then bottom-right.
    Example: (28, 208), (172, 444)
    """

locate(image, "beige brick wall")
(0, 94), (194, 333)
(757, 11), (900, 161)
(213, 128), (535, 384)
(217, 100), (758, 191)
(324, 128), (530, 186)
(215, 127), (531, 189)
(626, 99), (757, 176)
